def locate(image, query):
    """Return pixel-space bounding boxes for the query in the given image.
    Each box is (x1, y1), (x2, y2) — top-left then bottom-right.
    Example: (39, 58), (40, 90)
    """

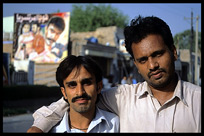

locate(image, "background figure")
(15, 23), (34, 60)
(121, 76), (127, 84)
(126, 74), (137, 84)
(31, 22), (45, 55)
(132, 78), (137, 84)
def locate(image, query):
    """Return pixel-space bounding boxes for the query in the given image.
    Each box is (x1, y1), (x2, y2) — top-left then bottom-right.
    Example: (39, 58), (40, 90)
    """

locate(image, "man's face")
(32, 24), (38, 34)
(61, 66), (100, 113)
(45, 24), (62, 46)
(132, 34), (177, 89)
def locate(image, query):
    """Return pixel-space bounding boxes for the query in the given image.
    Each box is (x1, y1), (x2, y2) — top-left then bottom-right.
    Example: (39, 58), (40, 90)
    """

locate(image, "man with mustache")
(29, 55), (119, 133)
(28, 16), (201, 132)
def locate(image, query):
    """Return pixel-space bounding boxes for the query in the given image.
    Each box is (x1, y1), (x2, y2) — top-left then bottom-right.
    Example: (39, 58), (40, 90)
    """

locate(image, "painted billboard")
(13, 12), (70, 63)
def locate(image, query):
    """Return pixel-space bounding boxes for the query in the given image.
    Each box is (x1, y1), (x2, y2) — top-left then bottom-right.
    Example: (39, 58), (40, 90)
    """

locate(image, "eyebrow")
(151, 50), (165, 57)
(65, 77), (93, 85)
(136, 56), (148, 62)
(136, 49), (165, 62)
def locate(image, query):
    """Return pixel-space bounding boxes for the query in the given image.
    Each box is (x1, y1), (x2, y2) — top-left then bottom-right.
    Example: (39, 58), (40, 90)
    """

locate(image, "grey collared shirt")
(98, 77), (201, 132)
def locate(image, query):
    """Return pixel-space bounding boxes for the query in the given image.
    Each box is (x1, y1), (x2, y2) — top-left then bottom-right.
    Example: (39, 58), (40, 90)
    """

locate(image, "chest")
(119, 95), (196, 132)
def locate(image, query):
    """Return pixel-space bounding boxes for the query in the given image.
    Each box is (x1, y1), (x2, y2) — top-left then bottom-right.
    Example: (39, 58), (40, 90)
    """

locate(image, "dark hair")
(20, 23), (31, 34)
(32, 21), (40, 27)
(124, 15), (174, 59)
(47, 16), (65, 32)
(56, 55), (103, 88)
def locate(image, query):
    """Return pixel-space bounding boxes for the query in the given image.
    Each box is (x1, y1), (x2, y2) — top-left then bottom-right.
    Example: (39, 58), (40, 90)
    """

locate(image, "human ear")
(60, 87), (67, 100)
(172, 45), (178, 61)
(133, 60), (141, 74)
(96, 81), (103, 94)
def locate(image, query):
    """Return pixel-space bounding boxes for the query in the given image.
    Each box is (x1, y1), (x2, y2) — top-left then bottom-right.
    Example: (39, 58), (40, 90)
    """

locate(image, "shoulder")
(97, 107), (119, 122)
(181, 80), (201, 105)
(18, 35), (24, 40)
(116, 82), (146, 96)
(181, 80), (201, 94)
(102, 82), (145, 95)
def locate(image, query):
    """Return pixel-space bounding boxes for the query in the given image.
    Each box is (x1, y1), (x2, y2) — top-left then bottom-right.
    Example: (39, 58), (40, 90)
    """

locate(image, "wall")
(34, 63), (59, 86)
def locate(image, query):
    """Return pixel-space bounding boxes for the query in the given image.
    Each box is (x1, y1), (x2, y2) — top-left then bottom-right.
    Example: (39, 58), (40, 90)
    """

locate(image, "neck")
(69, 107), (96, 132)
(150, 73), (178, 105)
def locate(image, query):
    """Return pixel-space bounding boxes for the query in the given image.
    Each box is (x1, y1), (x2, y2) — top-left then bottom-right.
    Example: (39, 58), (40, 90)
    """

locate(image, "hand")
(27, 126), (43, 133)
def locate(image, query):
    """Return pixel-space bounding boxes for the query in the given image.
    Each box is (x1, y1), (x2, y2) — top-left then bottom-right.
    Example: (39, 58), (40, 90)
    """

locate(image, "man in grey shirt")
(28, 16), (201, 133)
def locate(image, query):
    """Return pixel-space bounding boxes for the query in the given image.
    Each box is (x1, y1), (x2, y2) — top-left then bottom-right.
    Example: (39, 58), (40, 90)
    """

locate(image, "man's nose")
(148, 57), (159, 71)
(49, 33), (56, 39)
(76, 84), (85, 96)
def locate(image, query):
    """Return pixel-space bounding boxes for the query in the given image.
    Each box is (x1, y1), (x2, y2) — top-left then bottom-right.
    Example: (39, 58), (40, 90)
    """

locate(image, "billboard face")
(13, 12), (70, 63)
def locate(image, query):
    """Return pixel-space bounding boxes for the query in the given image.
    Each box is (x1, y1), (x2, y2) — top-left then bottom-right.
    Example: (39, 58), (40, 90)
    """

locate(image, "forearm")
(27, 126), (43, 133)
(31, 97), (68, 132)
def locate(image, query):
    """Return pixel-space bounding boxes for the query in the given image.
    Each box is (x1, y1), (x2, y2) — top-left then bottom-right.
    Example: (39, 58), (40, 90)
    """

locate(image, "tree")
(70, 4), (129, 32)
(173, 30), (201, 52)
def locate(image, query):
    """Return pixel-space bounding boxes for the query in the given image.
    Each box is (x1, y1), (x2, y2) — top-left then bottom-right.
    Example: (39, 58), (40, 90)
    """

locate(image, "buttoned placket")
(150, 95), (178, 132)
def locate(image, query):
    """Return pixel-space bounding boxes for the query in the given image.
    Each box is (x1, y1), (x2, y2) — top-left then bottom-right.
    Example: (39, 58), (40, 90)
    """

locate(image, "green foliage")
(173, 29), (201, 52)
(70, 4), (129, 32)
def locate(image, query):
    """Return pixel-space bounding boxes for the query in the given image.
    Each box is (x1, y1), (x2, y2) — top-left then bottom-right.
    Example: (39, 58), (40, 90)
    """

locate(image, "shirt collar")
(88, 107), (111, 131)
(136, 81), (152, 98)
(172, 75), (188, 106)
(54, 110), (70, 133)
(136, 74), (188, 106)
(58, 107), (110, 133)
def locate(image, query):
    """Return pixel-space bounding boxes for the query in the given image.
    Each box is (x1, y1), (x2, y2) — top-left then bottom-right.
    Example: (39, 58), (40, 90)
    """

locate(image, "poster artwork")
(13, 12), (70, 63)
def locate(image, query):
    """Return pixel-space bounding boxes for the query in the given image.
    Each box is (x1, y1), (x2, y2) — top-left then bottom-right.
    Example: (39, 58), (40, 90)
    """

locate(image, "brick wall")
(34, 63), (59, 86)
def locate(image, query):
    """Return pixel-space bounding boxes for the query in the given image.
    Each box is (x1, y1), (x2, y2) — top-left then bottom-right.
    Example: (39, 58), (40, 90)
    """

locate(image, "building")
(69, 26), (136, 86)
(178, 49), (201, 85)
(4, 15), (200, 86)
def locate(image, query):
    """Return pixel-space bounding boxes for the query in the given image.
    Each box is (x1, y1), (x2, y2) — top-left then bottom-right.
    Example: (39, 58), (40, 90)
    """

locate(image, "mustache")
(148, 68), (166, 78)
(46, 38), (55, 43)
(71, 93), (91, 103)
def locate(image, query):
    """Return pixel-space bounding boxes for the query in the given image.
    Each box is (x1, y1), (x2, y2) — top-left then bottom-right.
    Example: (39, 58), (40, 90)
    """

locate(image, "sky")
(3, 3), (201, 36)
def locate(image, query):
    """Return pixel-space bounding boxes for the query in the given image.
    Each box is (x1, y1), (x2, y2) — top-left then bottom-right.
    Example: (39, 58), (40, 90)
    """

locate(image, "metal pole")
(190, 11), (194, 83)
(194, 16), (199, 85)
